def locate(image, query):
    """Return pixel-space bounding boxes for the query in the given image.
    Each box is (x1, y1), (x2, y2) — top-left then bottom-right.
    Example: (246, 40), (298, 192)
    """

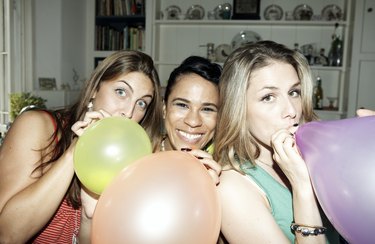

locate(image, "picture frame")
(232, 0), (261, 20)
(38, 77), (57, 90)
(94, 57), (105, 68)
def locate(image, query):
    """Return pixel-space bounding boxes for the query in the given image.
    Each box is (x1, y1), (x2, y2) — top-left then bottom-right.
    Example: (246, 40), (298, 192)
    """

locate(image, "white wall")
(33, 0), (86, 90)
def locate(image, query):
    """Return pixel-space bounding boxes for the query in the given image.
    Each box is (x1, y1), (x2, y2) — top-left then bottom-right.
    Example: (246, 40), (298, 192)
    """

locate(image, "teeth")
(178, 130), (202, 140)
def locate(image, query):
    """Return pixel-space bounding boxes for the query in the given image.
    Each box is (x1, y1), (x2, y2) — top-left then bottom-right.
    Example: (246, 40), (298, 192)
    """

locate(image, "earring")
(87, 101), (93, 112)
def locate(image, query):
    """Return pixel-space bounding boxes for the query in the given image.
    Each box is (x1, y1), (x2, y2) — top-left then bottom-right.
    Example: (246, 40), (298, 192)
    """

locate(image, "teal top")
(241, 162), (295, 241)
(240, 161), (339, 243)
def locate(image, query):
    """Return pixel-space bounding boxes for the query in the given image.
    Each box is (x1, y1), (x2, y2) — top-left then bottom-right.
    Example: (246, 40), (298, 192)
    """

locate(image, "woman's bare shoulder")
(6, 110), (56, 146)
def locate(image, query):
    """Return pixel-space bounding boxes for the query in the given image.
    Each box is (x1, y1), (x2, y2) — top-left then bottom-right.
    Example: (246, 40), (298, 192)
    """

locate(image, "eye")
(136, 100), (148, 110)
(261, 94), (275, 102)
(115, 88), (127, 97)
(289, 89), (301, 97)
(174, 102), (188, 109)
(202, 106), (217, 113)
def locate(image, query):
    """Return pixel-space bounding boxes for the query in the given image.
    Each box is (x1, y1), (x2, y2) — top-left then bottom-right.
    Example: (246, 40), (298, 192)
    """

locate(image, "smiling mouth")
(177, 130), (204, 142)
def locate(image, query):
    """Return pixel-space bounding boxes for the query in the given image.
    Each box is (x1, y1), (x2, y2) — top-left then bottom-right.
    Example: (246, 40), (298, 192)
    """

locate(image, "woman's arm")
(0, 111), (76, 243)
(272, 129), (326, 244)
(78, 188), (99, 244)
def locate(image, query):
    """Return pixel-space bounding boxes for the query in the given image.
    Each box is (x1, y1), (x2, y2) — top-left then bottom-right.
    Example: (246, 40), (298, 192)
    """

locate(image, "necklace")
(161, 137), (166, 151)
(72, 209), (79, 244)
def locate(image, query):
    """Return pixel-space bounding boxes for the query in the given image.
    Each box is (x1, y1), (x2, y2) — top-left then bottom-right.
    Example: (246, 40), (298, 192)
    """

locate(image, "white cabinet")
(347, 0), (375, 117)
(147, 0), (353, 120)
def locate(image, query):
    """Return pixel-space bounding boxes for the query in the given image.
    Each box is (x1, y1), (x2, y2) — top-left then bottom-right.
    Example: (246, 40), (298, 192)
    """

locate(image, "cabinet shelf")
(96, 15), (145, 25)
(310, 66), (346, 71)
(154, 20), (348, 27)
(149, 0), (353, 120)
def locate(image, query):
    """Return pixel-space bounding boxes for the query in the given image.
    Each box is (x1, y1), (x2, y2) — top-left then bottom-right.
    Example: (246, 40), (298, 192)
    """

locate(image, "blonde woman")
(214, 41), (338, 243)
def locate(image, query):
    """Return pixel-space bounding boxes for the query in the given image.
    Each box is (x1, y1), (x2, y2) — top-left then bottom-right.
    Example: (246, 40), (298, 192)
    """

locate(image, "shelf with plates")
(153, 20), (348, 26)
(147, 0), (353, 120)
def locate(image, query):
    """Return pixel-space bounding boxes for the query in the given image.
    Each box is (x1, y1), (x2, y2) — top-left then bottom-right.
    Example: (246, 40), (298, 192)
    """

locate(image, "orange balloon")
(92, 151), (221, 244)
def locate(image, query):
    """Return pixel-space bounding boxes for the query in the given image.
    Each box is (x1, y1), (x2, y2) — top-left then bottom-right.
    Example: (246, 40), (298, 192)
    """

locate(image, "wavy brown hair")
(33, 50), (163, 208)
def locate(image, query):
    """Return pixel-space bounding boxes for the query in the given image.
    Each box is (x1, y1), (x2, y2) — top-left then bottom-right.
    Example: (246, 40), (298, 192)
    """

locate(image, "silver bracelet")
(290, 222), (327, 236)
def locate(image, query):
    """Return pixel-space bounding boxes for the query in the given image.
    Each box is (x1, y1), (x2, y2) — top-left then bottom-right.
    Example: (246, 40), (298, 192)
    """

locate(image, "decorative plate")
(263, 4), (283, 20)
(165, 5), (181, 20)
(293, 4), (313, 20)
(321, 4), (343, 21)
(186, 5), (205, 20)
(215, 44), (232, 63)
(231, 31), (262, 50)
(213, 3), (232, 20)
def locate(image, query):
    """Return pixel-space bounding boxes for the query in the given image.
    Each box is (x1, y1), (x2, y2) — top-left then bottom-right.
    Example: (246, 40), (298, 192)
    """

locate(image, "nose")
(184, 109), (202, 128)
(120, 104), (135, 120)
(283, 97), (297, 119)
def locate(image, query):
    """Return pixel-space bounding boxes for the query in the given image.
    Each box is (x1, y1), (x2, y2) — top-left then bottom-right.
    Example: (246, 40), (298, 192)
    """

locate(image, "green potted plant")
(10, 92), (47, 121)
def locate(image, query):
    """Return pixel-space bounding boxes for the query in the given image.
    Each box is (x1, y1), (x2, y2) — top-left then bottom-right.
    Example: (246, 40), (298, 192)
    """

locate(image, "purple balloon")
(295, 116), (375, 244)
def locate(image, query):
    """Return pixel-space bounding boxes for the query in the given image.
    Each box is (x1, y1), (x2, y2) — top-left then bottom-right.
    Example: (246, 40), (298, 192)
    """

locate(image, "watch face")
(215, 44), (232, 63)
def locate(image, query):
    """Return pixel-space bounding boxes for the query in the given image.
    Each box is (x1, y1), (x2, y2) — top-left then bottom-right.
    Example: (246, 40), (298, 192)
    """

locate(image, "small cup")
(208, 10), (215, 20)
(177, 13), (186, 20)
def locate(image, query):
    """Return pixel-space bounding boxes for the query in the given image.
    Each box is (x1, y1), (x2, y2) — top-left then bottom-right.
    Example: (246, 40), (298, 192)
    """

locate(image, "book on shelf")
(95, 25), (144, 51)
(96, 0), (144, 17)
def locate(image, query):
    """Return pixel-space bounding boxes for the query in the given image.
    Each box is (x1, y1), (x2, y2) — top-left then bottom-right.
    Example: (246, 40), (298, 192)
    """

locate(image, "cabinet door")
(356, 61), (375, 109)
(362, 0), (375, 52)
(348, 0), (375, 116)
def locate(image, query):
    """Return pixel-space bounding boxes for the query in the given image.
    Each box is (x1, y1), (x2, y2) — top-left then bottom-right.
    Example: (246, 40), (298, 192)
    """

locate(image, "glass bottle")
(207, 43), (215, 62)
(328, 23), (343, 67)
(313, 76), (324, 110)
(328, 34), (343, 66)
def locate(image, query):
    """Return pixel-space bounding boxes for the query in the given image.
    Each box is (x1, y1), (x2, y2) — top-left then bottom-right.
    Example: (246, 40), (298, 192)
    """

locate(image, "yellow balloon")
(206, 143), (215, 155)
(74, 117), (152, 194)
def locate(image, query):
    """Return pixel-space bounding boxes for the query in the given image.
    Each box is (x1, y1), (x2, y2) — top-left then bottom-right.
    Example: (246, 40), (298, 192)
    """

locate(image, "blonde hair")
(214, 41), (317, 170)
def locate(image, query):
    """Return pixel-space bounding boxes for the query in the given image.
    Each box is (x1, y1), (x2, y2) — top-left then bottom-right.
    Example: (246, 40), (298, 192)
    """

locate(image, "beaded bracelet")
(290, 222), (327, 236)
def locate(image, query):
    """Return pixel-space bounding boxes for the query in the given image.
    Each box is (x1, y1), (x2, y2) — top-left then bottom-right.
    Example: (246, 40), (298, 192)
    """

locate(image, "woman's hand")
(271, 129), (310, 187)
(181, 148), (222, 185)
(357, 108), (375, 117)
(71, 110), (111, 136)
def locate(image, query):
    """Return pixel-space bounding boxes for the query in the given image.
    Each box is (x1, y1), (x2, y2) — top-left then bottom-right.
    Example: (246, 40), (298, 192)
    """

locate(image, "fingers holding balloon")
(271, 129), (295, 161)
(271, 129), (308, 182)
(72, 110), (111, 136)
(182, 149), (222, 184)
(82, 110), (111, 124)
(196, 156), (221, 185)
(71, 120), (90, 136)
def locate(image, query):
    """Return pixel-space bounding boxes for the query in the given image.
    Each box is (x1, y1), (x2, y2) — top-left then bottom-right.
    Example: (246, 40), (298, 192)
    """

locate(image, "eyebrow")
(119, 80), (133, 93)
(119, 80), (153, 99)
(261, 81), (301, 91)
(172, 97), (218, 108)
